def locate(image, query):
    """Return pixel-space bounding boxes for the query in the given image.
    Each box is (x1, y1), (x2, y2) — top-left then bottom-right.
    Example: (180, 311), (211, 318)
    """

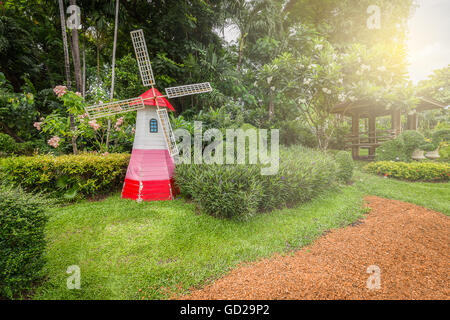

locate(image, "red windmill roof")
(139, 88), (175, 111)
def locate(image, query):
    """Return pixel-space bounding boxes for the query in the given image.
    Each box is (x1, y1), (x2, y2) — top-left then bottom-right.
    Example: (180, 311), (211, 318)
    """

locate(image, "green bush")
(365, 161), (450, 182)
(0, 153), (130, 199)
(0, 133), (17, 155)
(278, 121), (318, 148)
(432, 129), (450, 145)
(0, 133), (35, 157)
(335, 151), (354, 183)
(175, 147), (337, 219)
(375, 139), (409, 162)
(439, 144), (450, 162)
(0, 185), (50, 298)
(399, 130), (425, 156)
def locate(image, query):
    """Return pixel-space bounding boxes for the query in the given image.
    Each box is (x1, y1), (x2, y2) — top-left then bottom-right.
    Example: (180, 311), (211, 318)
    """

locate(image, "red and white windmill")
(84, 29), (212, 201)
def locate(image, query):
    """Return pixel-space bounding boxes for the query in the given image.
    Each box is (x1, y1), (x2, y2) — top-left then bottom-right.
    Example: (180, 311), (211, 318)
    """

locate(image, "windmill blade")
(84, 97), (145, 119)
(165, 82), (212, 99)
(156, 108), (179, 157)
(130, 29), (155, 86)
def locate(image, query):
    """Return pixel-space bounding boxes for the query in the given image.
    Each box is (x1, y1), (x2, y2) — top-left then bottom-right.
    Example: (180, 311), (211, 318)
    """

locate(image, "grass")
(355, 161), (450, 215)
(33, 167), (449, 300)
(34, 186), (366, 300)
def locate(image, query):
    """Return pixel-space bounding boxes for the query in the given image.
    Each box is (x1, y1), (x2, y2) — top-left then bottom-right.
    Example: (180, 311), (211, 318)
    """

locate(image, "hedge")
(0, 153), (130, 199)
(0, 185), (50, 298)
(175, 147), (338, 219)
(365, 161), (450, 182)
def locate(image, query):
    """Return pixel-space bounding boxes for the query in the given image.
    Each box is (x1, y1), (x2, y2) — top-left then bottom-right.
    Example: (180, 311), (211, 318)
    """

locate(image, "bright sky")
(407, 0), (450, 83)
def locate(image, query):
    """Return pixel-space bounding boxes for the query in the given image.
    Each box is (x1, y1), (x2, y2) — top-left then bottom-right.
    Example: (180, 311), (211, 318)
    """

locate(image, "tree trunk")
(58, 0), (71, 91)
(58, 0), (77, 154)
(68, 0), (82, 155)
(268, 95), (274, 120)
(69, 0), (82, 92)
(82, 38), (86, 97)
(106, 0), (120, 151)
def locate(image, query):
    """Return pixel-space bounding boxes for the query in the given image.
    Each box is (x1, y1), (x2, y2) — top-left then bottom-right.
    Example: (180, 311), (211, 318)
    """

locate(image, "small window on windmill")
(150, 119), (158, 133)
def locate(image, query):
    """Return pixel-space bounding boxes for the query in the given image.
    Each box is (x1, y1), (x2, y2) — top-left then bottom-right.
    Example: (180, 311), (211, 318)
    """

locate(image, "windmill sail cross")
(165, 82), (212, 99)
(157, 108), (179, 157)
(84, 97), (145, 119)
(130, 29), (156, 86)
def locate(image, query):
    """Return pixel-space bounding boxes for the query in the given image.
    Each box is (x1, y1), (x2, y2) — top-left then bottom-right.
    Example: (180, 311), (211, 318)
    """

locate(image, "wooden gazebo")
(331, 97), (446, 160)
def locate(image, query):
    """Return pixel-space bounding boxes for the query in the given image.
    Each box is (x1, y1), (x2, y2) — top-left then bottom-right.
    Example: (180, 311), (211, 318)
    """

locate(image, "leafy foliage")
(175, 147), (338, 219)
(365, 161), (450, 182)
(0, 133), (34, 157)
(399, 130), (426, 156)
(0, 184), (50, 298)
(0, 153), (130, 199)
(376, 130), (430, 162)
(335, 151), (354, 183)
(376, 139), (409, 162)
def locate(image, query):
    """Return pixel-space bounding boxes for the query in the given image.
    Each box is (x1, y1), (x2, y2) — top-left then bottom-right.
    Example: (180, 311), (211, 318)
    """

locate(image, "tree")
(58, 0), (78, 154)
(223, 0), (284, 72)
(418, 65), (450, 105)
(105, 0), (120, 151)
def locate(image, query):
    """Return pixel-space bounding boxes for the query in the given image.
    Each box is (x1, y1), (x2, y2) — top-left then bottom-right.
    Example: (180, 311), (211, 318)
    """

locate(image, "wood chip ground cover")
(181, 196), (450, 299)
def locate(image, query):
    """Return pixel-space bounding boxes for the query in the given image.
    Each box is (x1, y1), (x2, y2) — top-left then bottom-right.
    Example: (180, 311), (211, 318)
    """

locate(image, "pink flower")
(75, 92), (82, 97)
(132, 128), (136, 134)
(114, 117), (124, 131)
(47, 136), (60, 148)
(102, 152), (109, 156)
(88, 119), (101, 131)
(53, 85), (67, 97)
(33, 122), (43, 131)
(115, 117), (124, 126)
(78, 113), (88, 121)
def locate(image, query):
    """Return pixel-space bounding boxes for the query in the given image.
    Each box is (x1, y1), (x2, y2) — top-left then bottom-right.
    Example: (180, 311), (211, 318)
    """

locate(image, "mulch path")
(181, 196), (450, 300)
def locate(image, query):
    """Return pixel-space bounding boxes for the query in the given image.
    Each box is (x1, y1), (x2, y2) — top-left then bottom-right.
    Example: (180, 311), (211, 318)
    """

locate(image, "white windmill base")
(121, 106), (178, 201)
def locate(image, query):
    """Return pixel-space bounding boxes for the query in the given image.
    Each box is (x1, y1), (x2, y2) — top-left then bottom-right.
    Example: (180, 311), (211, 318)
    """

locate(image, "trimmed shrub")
(399, 130), (425, 156)
(432, 129), (450, 145)
(375, 139), (409, 162)
(365, 161), (450, 182)
(0, 153), (130, 199)
(0, 185), (50, 298)
(175, 147), (338, 219)
(335, 151), (354, 183)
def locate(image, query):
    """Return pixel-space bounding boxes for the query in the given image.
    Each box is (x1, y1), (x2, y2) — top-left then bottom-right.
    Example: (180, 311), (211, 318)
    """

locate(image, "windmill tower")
(84, 29), (212, 201)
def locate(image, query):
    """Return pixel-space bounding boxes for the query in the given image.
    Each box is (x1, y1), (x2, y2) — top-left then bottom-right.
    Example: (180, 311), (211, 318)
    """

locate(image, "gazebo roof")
(331, 97), (446, 117)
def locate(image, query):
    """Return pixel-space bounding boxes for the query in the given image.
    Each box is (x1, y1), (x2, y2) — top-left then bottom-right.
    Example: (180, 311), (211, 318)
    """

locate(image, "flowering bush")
(36, 86), (135, 153)
(365, 161), (450, 182)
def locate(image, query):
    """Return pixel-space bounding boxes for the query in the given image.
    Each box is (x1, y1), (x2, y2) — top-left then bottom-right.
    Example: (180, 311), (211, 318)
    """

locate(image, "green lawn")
(33, 169), (449, 300)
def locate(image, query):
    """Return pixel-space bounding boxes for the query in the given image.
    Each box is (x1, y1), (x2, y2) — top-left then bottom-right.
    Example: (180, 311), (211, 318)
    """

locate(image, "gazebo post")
(351, 112), (360, 159)
(407, 112), (418, 130)
(368, 113), (376, 158)
(392, 109), (401, 137)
